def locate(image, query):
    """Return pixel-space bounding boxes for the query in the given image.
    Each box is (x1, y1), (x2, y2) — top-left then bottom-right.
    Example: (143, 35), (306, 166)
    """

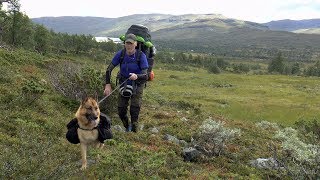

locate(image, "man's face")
(125, 41), (137, 54)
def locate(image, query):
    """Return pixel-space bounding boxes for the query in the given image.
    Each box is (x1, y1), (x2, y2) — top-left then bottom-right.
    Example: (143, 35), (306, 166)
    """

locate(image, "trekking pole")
(98, 78), (130, 104)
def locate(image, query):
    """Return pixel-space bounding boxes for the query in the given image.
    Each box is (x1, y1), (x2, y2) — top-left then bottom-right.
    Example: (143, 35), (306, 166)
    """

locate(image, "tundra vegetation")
(0, 1), (319, 179)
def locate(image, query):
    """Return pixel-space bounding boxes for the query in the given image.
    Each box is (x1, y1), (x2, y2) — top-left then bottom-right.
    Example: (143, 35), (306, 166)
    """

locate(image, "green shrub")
(162, 64), (191, 72)
(167, 100), (201, 115)
(256, 121), (279, 131)
(294, 119), (320, 142)
(274, 127), (320, 179)
(0, 66), (13, 83)
(207, 62), (221, 74)
(47, 61), (104, 99)
(231, 63), (250, 73)
(193, 117), (241, 156)
(0, 49), (44, 65)
(21, 79), (46, 102)
(22, 79), (45, 94)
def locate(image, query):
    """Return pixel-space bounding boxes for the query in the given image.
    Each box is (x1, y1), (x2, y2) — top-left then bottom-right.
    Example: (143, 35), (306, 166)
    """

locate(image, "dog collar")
(78, 126), (98, 131)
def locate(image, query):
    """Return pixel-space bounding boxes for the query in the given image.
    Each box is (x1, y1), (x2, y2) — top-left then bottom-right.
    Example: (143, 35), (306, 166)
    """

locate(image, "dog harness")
(66, 113), (112, 144)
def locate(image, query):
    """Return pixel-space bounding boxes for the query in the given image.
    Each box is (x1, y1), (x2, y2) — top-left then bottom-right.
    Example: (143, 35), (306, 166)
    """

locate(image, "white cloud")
(19, 0), (320, 23)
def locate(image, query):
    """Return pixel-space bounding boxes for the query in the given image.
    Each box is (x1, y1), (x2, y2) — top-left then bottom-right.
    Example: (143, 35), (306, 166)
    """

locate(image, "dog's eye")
(86, 107), (92, 110)
(94, 107), (98, 111)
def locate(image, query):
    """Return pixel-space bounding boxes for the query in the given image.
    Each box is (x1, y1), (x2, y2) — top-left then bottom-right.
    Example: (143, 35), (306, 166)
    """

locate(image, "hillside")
(32, 14), (320, 61)
(293, 27), (320, 34)
(32, 14), (268, 36)
(264, 19), (320, 32)
(1, 48), (319, 179)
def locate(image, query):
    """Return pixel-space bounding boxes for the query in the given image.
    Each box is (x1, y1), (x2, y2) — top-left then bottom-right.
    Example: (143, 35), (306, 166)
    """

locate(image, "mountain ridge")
(31, 14), (320, 61)
(32, 13), (268, 36)
(263, 19), (320, 32)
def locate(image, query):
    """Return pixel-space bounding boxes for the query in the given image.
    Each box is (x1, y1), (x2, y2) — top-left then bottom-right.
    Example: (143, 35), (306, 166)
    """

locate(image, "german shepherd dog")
(75, 97), (104, 170)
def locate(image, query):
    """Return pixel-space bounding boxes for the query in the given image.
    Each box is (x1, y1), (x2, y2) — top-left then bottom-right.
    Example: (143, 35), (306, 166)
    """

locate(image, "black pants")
(118, 84), (144, 131)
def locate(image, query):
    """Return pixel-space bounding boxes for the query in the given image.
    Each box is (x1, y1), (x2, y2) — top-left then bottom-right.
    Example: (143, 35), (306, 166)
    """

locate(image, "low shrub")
(207, 63), (221, 74)
(47, 61), (104, 100)
(273, 127), (320, 179)
(21, 79), (46, 102)
(193, 117), (241, 156)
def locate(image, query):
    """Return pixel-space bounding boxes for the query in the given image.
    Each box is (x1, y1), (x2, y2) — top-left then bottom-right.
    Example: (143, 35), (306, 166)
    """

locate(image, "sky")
(18, 0), (320, 23)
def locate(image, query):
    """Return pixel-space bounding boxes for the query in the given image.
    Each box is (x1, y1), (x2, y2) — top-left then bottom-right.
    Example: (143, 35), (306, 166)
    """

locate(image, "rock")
(179, 140), (188, 147)
(182, 147), (201, 162)
(150, 127), (159, 134)
(163, 134), (180, 145)
(113, 125), (125, 132)
(139, 124), (144, 131)
(250, 158), (280, 169)
(180, 117), (188, 122)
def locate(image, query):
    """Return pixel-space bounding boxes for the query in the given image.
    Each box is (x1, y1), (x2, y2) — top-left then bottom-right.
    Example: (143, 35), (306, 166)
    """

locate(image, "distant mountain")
(31, 14), (320, 61)
(263, 19), (320, 33)
(32, 16), (114, 35)
(32, 14), (268, 36)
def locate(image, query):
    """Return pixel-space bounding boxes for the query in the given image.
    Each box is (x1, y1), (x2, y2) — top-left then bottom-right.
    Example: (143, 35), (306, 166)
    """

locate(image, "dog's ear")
(93, 91), (98, 101)
(80, 93), (88, 105)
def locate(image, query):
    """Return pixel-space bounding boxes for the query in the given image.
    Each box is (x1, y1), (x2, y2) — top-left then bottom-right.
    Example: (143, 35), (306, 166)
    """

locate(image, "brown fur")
(75, 97), (103, 170)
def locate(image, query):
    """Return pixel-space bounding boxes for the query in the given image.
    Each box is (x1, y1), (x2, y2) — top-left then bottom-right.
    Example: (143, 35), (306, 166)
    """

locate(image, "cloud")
(19, 0), (320, 23)
(272, 0), (320, 20)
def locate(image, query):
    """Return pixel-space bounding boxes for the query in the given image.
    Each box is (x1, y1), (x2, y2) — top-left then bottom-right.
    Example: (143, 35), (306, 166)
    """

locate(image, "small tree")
(216, 58), (228, 70)
(34, 24), (51, 54)
(305, 60), (320, 77)
(232, 63), (250, 73)
(291, 62), (300, 75)
(99, 40), (118, 52)
(207, 61), (221, 74)
(268, 52), (285, 74)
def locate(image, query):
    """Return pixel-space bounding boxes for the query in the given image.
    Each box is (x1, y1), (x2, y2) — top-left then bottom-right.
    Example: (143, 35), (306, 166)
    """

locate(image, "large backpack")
(120, 24), (156, 81)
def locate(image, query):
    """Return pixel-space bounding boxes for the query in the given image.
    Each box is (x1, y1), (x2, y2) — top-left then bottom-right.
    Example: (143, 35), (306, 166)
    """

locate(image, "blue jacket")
(112, 50), (148, 85)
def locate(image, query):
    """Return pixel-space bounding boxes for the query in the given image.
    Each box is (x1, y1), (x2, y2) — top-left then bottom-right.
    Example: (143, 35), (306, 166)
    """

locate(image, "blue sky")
(18, 0), (320, 23)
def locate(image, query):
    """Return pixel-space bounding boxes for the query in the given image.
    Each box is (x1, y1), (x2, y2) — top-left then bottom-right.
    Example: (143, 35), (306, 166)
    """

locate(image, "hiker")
(103, 33), (149, 132)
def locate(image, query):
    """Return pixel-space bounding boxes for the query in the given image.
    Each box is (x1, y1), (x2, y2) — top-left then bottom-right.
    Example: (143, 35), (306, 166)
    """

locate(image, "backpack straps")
(119, 49), (126, 66)
(119, 48), (142, 69)
(117, 48), (143, 86)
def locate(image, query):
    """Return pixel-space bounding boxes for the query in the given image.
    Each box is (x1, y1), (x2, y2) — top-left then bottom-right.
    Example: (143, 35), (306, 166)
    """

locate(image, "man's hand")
(129, 73), (138, 80)
(103, 84), (112, 96)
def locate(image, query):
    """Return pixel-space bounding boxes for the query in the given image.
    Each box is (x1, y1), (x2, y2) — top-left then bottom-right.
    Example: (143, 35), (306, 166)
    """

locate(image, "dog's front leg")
(80, 143), (87, 170)
(95, 142), (104, 162)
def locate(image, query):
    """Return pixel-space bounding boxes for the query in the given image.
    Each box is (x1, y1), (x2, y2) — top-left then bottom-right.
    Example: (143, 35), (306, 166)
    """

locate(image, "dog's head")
(76, 97), (101, 128)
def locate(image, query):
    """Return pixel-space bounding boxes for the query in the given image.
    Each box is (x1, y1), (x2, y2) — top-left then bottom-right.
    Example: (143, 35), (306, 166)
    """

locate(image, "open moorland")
(1, 49), (319, 179)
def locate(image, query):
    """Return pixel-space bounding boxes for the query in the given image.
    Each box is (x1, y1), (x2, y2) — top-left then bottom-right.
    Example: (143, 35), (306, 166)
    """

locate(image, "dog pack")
(66, 113), (113, 144)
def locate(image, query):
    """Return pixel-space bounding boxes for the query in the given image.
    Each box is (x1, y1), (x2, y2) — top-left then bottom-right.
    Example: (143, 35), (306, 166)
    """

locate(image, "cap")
(125, 33), (137, 43)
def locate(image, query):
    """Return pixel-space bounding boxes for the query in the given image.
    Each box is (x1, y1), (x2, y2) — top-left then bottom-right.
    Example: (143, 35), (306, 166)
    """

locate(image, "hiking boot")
(118, 107), (130, 132)
(132, 122), (138, 133)
(125, 123), (132, 132)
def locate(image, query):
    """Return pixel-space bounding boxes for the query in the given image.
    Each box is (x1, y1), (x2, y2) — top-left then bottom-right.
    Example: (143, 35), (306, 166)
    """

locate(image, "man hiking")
(103, 33), (149, 132)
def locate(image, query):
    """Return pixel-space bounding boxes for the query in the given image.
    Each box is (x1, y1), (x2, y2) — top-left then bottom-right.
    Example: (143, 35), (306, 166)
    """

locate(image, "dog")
(75, 97), (104, 170)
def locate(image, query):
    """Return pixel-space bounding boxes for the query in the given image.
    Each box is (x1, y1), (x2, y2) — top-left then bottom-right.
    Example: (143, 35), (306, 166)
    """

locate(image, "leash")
(98, 78), (130, 104)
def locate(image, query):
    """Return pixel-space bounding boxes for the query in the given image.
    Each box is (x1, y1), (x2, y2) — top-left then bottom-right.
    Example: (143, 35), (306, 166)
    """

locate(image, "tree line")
(0, 0), (122, 55)
(155, 40), (317, 62)
(156, 51), (320, 77)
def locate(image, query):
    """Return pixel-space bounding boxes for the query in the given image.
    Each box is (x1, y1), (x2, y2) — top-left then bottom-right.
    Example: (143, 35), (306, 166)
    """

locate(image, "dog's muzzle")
(85, 113), (98, 121)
